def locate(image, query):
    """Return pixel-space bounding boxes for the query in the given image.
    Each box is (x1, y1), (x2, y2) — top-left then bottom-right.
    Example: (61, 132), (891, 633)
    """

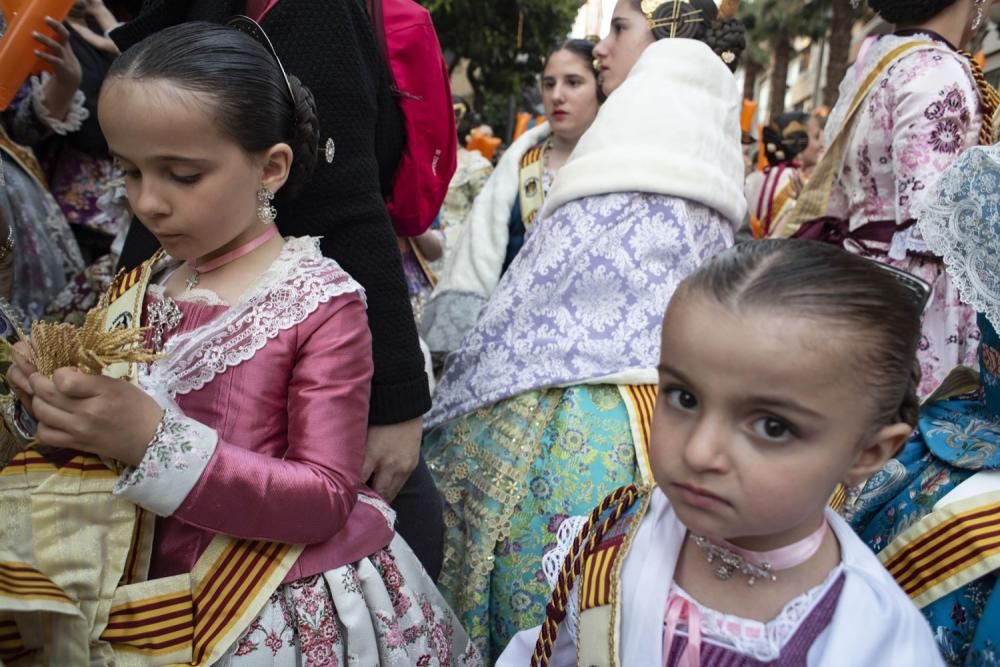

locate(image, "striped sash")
(879, 490), (1000, 608)
(0, 449), (302, 666)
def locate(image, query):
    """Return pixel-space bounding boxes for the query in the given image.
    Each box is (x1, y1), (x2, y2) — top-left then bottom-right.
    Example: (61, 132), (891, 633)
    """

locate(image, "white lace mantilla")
(670, 565), (845, 661)
(915, 146), (1000, 332)
(144, 237), (365, 398)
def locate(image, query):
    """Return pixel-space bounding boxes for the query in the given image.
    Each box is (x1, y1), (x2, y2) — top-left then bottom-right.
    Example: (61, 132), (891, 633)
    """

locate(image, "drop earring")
(257, 187), (276, 225)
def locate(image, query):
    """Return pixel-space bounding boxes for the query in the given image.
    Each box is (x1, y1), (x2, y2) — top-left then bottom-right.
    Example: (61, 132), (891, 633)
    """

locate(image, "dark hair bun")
(644, 0), (745, 71)
(762, 111), (811, 166)
(286, 75), (319, 199)
(868, 0), (957, 25)
(705, 17), (746, 72)
(648, 0), (712, 41)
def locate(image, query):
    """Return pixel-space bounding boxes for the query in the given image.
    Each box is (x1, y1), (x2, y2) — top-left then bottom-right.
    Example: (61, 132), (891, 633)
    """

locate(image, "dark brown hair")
(678, 240), (924, 428)
(104, 22), (319, 199)
(628, 0), (746, 72)
(545, 38), (605, 103)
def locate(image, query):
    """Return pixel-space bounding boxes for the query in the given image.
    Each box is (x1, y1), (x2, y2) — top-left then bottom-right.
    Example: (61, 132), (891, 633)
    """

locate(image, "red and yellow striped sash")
(579, 535), (625, 612)
(0, 618), (27, 662)
(0, 450), (301, 665)
(0, 562), (72, 604)
(879, 491), (1000, 607)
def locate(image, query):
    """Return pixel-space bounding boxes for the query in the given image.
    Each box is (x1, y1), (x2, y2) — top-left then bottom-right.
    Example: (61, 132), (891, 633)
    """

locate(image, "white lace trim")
(670, 564), (844, 661)
(146, 282), (228, 307)
(543, 515), (589, 590)
(542, 514), (589, 639)
(357, 493), (397, 531)
(145, 237), (365, 398)
(30, 72), (89, 135)
(915, 146), (1000, 332)
(888, 225), (929, 261)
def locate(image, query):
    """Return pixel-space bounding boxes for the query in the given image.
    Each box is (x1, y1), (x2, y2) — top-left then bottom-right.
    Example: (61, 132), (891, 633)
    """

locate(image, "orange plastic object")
(0, 0), (75, 110)
(466, 128), (501, 161)
(740, 99), (757, 134)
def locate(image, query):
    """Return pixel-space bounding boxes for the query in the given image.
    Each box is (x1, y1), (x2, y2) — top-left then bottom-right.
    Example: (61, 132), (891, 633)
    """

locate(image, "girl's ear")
(259, 142), (293, 193)
(843, 422), (913, 487)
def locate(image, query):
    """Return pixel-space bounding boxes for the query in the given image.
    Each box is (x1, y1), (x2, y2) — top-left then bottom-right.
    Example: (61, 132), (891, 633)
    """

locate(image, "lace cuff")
(30, 72), (89, 135)
(114, 409), (217, 516)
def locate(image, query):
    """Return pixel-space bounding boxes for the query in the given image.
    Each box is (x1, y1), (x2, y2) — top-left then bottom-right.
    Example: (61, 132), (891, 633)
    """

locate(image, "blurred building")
(744, 14), (1000, 124)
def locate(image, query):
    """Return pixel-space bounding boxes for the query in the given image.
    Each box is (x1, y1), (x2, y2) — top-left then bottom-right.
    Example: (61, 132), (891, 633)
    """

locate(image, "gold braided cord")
(960, 51), (1000, 146)
(30, 307), (159, 377)
(530, 485), (642, 667)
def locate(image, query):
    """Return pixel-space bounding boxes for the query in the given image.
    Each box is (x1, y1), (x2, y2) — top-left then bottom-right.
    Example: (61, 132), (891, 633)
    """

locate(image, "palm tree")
(747, 0), (829, 120)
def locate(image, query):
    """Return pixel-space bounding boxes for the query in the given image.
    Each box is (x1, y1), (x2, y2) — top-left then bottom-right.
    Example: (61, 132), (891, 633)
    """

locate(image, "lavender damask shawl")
(426, 191), (733, 428)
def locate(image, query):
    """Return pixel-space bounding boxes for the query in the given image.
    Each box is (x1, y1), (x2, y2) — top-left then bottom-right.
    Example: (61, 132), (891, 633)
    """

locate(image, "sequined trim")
(429, 389), (563, 615)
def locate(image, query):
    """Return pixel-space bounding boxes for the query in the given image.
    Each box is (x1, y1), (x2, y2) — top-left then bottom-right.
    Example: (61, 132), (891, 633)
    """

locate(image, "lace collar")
(668, 564), (845, 661)
(141, 236), (364, 399)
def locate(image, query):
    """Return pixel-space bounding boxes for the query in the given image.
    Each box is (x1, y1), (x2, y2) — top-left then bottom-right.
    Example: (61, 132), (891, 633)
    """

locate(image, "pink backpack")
(380, 0), (457, 236)
(250, 0), (457, 237)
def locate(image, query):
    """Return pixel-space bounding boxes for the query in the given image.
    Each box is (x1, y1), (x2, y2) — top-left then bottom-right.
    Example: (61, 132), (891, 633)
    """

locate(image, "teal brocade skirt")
(423, 384), (640, 662)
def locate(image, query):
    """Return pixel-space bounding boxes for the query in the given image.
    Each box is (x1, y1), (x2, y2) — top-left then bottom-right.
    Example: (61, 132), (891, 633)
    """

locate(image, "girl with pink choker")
(499, 240), (944, 666)
(3, 20), (478, 665)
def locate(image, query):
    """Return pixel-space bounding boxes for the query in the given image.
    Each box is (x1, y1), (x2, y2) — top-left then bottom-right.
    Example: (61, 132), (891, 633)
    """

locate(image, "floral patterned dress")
(818, 32), (984, 396)
(851, 314), (1000, 666)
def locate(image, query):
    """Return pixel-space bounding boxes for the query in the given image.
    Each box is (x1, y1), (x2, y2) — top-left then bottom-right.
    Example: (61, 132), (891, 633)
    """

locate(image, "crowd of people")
(0, 0), (997, 664)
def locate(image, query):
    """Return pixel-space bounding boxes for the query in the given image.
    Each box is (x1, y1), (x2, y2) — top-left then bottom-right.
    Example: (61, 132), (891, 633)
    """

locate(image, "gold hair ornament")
(642, 0), (703, 37)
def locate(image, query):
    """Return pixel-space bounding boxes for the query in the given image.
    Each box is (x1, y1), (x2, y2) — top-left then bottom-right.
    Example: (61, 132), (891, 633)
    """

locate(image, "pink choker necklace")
(689, 519), (828, 586)
(184, 226), (279, 291)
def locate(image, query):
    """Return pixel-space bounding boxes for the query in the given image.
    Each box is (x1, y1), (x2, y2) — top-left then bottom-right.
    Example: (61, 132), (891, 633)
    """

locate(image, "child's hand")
(28, 368), (164, 466)
(7, 342), (39, 418)
(33, 18), (82, 92)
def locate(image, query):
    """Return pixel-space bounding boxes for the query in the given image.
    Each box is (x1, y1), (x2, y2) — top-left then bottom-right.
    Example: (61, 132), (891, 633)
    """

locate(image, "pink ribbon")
(663, 593), (701, 666)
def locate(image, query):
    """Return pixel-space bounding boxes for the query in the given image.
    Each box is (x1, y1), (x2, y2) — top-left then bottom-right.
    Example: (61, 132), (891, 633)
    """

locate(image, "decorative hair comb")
(642, 0), (703, 37)
(226, 15), (295, 104)
(872, 261), (933, 312)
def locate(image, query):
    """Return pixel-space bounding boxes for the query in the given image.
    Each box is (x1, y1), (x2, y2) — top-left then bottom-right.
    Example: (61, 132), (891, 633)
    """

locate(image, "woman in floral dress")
(786, 0), (998, 396)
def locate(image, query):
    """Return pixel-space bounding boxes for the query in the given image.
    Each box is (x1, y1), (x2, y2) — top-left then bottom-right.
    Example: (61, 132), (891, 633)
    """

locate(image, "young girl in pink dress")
(7, 21), (478, 665)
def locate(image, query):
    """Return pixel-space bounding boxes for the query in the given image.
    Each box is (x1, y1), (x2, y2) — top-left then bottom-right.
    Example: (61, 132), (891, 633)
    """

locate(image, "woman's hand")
(7, 342), (39, 418)
(33, 18), (83, 121)
(28, 368), (163, 466)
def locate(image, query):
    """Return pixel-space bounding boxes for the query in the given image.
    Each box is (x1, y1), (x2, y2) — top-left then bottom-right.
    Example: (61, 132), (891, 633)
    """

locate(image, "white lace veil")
(916, 145), (1000, 332)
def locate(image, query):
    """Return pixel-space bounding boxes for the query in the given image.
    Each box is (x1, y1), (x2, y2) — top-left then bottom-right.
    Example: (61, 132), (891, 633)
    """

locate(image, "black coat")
(111, 0), (428, 425)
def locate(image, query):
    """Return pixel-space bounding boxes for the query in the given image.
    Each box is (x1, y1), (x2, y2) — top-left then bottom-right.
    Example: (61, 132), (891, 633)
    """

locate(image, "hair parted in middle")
(676, 239), (929, 429)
